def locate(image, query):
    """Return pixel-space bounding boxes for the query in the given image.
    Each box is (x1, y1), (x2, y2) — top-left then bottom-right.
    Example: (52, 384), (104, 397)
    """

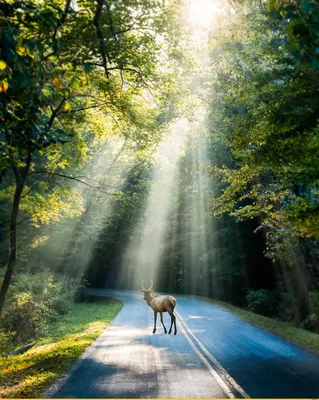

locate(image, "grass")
(202, 297), (319, 353)
(0, 297), (123, 398)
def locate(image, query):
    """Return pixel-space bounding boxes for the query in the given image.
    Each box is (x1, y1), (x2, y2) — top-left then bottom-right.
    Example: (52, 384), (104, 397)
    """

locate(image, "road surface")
(49, 289), (319, 398)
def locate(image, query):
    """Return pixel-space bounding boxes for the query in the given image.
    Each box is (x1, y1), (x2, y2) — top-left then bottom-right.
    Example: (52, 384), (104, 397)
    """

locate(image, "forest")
(0, 0), (319, 354)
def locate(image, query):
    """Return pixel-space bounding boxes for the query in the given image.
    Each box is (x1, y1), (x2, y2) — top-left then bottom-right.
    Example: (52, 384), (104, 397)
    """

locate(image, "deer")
(141, 280), (177, 335)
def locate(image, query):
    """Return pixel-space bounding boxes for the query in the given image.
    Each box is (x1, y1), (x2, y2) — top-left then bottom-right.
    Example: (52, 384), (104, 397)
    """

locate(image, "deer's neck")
(146, 293), (154, 307)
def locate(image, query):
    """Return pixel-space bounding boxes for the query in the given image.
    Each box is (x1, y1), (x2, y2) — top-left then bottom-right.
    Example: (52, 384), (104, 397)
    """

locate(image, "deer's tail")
(170, 297), (176, 310)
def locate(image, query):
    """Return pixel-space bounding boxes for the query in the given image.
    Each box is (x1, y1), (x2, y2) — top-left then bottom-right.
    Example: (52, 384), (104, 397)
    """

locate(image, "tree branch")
(52, 0), (72, 39)
(21, 181), (41, 198)
(93, 0), (110, 79)
(46, 97), (66, 132)
(57, 104), (102, 115)
(27, 171), (116, 195)
(114, 11), (146, 36)
(105, 2), (117, 39)
(41, 0), (73, 61)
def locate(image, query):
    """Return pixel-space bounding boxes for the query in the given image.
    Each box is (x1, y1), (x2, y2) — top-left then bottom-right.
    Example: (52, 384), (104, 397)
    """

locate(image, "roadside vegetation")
(0, 0), (190, 355)
(0, 0), (318, 374)
(84, 0), (319, 335)
(204, 297), (319, 353)
(0, 297), (123, 398)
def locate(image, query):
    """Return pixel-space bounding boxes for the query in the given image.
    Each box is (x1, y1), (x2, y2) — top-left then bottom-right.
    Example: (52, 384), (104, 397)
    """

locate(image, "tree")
(206, 0), (319, 322)
(0, 0), (188, 317)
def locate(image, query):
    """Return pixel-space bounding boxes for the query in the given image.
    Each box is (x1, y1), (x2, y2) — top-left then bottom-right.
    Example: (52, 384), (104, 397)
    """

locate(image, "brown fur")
(141, 281), (177, 335)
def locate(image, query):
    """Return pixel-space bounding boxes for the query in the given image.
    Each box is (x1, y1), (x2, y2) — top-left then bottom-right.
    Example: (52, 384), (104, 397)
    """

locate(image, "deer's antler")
(148, 280), (154, 291)
(141, 281), (146, 292)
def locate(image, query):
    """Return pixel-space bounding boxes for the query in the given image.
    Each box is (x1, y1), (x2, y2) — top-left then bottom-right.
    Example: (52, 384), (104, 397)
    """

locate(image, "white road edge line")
(176, 310), (250, 399)
(177, 316), (235, 398)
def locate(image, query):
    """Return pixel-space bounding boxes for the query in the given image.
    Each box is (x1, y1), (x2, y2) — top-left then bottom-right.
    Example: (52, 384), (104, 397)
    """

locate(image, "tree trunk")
(0, 154), (32, 318)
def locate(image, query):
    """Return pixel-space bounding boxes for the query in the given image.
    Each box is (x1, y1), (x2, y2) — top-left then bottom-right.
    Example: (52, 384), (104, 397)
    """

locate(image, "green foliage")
(246, 288), (319, 328)
(0, 0), (191, 227)
(208, 297), (319, 353)
(0, 0), (189, 193)
(1, 272), (81, 342)
(208, 2), (319, 243)
(2, 292), (48, 342)
(246, 289), (280, 317)
(268, 0), (319, 68)
(0, 298), (123, 398)
(0, 0), (192, 317)
(0, 0), (317, 339)
(277, 291), (298, 323)
(13, 272), (79, 319)
(304, 291), (319, 332)
(0, 330), (15, 354)
(205, 0), (319, 323)
(310, 292), (319, 315)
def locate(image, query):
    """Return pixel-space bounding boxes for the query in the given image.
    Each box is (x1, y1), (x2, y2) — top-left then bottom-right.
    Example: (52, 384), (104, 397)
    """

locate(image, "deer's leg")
(153, 311), (157, 334)
(168, 310), (174, 334)
(173, 312), (177, 335)
(160, 312), (167, 333)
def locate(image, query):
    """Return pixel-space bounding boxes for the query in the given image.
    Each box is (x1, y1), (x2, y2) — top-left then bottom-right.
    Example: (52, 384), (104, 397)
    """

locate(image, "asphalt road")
(49, 289), (319, 398)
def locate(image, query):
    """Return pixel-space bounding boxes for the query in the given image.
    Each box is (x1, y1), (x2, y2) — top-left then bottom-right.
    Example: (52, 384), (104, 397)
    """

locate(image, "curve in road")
(48, 290), (319, 398)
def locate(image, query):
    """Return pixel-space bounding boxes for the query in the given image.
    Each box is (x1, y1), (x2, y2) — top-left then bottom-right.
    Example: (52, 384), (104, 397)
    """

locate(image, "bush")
(310, 292), (319, 315)
(40, 276), (78, 321)
(277, 292), (298, 322)
(303, 292), (319, 332)
(1, 272), (81, 344)
(246, 290), (319, 327)
(0, 330), (16, 354)
(10, 272), (79, 321)
(2, 293), (48, 343)
(246, 289), (280, 317)
(74, 275), (90, 303)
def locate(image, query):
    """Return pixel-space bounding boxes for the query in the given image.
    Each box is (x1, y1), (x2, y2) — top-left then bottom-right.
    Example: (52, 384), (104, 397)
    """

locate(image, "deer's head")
(141, 280), (154, 301)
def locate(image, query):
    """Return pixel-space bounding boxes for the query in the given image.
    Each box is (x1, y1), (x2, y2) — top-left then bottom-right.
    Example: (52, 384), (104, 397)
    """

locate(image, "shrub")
(74, 275), (90, 303)
(10, 272), (79, 321)
(44, 278), (79, 321)
(246, 289), (280, 317)
(303, 292), (319, 332)
(1, 272), (81, 344)
(310, 292), (319, 315)
(0, 330), (16, 354)
(2, 292), (48, 343)
(246, 290), (319, 327)
(277, 292), (298, 322)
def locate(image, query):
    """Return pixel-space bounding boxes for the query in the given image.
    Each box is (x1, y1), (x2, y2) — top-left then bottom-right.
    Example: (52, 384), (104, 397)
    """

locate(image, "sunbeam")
(188, 0), (222, 29)
(119, 120), (189, 290)
(1, 4), (319, 395)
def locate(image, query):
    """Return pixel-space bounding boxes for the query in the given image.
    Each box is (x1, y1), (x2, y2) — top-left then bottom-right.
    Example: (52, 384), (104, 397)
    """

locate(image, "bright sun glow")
(188, 0), (221, 29)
